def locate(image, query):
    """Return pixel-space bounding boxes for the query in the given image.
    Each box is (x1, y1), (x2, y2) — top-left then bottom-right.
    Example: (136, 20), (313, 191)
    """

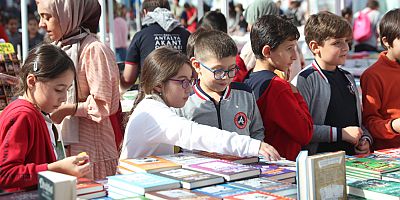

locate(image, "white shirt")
(119, 97), (261, 159)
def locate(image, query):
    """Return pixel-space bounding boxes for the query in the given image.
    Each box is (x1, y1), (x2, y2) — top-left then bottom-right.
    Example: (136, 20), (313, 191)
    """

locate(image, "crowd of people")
(0, 0), (399, 195)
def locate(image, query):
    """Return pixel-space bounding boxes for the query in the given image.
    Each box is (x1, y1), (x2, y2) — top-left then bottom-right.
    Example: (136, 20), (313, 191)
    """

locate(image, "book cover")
(375, 148), (400, 159)
(248, 162), (296, 180)
(153, 168), (224, 189)
(119, 156), (181, 173)
(38, 171), (77, 200)
(76, 178), (104, 195)
(348, 179), (400, 200)
(108, 185), (142, 198)
(107, 173), (180, 195)
(194, 151), (259, 164)
(185, 160), (260, 181)
(224, 191), (295, 200)
(230, 177), (297, 196)
(145, 188), (220, 200)
(346, 157), (400, 174)
(383, 171), (400, 182)
(77, 190), (106, 199)
(193, 183), (252, 198)
(158, 152), (216, 166)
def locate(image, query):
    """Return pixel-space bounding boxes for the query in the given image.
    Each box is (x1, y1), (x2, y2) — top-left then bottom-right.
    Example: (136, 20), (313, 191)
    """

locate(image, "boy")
(175, 30), (265, 141)
(361, 9), (400, 150)
(292, 12), (372, 155)
(244, 15), (313, 161)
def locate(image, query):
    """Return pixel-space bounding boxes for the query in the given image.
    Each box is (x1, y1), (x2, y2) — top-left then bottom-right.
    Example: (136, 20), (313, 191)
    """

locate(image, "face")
(7, 19), (18, 34)
(384, 37), (400, 62)
(315, 37), (350, 67)
(28, 19), (39, 34)
(194, 56), (236, 95)
(268, 39), (298, 72)
(161, 63), (193, 108)
(36, 1), (63, 41)
(30, 69), (74, 113)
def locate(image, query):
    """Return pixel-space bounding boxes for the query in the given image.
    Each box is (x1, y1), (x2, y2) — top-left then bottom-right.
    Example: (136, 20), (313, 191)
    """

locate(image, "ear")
(261, 45), (272, 58)
(191, 57), (202, 74)
(381, 36), (390, 49)
(308, 40), (321, 55)
(26, 74), (36, 89)
(154, 84), (163, 94)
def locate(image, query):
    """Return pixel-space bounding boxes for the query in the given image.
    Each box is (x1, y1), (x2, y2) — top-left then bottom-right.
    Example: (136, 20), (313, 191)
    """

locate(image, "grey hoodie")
(143, 8), (181, 32)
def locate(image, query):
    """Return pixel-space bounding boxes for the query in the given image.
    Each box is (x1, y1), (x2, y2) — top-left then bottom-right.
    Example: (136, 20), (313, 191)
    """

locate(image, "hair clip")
(33, 61), (38, 72)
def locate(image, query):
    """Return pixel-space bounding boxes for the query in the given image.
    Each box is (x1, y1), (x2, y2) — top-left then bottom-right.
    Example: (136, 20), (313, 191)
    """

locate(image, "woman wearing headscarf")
(36, 0), (121, 179)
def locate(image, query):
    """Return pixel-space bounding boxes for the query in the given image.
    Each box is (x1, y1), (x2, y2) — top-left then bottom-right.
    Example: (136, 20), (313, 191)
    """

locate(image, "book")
(119, 156), (181, 173)
(76, 178), (104, 195)
(247, 162), (296, 180)
(185, 160), (260, 181)
(107, 191), (149, 199)
(193, 183), (252, 198)
(194, 151), (259, 164)
(153, 168), (224, 189)
(229, 177), (297, 196)
(296, 151), (347, 200)
(107, 173), (180, 195)
(117, 165), (135, 175)
(77, 190), (106, 199)
(224, 191), (295, 200)
(158, 152), (217, 166)
(38, 171), (77, 200)
(346, 157), (400, 175)
(145, 188), (220, 200)
(108, 186), (142, 198)
(383, 171), (400, 182)
(347, 179), (400, 200)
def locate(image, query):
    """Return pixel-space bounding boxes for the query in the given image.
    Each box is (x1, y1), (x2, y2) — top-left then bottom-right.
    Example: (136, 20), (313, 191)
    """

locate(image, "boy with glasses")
(175, 30), (265, 141)
(244, 15), (313, 161)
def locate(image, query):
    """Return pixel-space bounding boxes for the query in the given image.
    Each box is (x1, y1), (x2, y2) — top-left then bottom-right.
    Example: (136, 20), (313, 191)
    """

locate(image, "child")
(244, 15), (313, 161)
(292, 12), (372, 156)
(0, 44), (90, 192)
(176, 30), (264, 141)
(119, 47), (280, 160)
(361, 9), (400, 150)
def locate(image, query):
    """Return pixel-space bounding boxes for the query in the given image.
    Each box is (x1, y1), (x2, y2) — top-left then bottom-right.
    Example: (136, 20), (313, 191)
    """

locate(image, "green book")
(346, 157), (400, 175)
(382, 171), (400, 183)
(348, 179), (400, 200)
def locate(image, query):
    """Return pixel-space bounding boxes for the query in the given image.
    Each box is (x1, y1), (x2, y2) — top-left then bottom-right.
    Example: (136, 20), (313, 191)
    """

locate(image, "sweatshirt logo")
(234, 112), (247, 129)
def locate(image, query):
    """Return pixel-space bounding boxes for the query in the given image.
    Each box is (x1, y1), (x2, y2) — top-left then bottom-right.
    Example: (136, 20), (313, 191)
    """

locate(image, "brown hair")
(194, 30), (237, 62)
(379, 9), (400, 49)
(305, 11), (352, 46)
(142, 0), (170, 12)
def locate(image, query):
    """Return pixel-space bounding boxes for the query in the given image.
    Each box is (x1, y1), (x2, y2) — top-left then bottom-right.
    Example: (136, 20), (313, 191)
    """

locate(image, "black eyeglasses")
(198, 61), (239, 80)
(169, 78), (195, 89)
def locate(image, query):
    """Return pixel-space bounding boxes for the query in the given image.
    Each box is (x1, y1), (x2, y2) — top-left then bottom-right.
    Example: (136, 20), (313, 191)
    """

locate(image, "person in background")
(171, 0), (183, 20)
(114, 4), (129, 62)
(6, 16), (22, 52)
(353, 0), (381, 52)
(0, 44), (90, 192)
(36, 0), (121, 180)
(28, 16), (44, 50)
(182, 3), (197, 33)
(341, 7), (353, 51)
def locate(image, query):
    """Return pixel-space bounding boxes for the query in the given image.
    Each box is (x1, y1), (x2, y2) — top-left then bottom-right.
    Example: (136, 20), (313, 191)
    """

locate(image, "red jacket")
(233, 55), (248, 83)
(245, 70), (313, 160)
(0, 99), (56, 192)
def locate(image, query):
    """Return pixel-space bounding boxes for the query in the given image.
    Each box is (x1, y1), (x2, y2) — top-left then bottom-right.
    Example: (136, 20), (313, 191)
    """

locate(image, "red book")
(76, 178), (104, 195)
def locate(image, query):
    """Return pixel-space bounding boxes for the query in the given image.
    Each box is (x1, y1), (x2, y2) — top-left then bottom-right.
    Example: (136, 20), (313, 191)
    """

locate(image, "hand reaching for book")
(48, 154), (91, 177)
(258, 142), (281, 161)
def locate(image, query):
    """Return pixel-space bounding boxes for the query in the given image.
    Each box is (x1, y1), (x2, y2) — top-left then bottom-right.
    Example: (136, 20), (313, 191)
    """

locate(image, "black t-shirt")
(125, 23), (190, 68)
(317, 68), (358, 155)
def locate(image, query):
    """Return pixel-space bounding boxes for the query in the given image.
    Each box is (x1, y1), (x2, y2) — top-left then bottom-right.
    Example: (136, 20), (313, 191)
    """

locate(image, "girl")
(0, 44), (90, 192)
(36, 0), (121, 179)
(120, 47), (280, 160)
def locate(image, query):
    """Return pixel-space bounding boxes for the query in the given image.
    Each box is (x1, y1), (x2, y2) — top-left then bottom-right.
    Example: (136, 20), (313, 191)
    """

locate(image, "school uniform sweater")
(0, 99), (56, 192)
(292, 60), (373, 155)
(119, 95), (261, 159)
(175, 82), (264, 141)
(361, 51), (400, 150)
(244, 70), (313, 161)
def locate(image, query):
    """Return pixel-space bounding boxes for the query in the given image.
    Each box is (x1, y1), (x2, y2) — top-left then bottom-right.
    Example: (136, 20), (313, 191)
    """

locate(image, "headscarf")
(244, 0), (279, 25)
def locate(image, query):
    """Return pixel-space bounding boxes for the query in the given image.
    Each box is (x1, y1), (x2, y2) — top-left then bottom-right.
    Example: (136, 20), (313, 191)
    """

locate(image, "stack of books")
(229, 177), (297, 197)
(346, 156), (400, 180)
(193, 183), (253, 198)
(347, 179), (400, 200)
(158, 152), (217, 167)
(145, 188), (219, 200)
(118, 156), (181, 174)
(224, 191), (295, 200)
(76, 178), (106, 199)
(193, 151), (259, 164)
(247, 162), (296, 183)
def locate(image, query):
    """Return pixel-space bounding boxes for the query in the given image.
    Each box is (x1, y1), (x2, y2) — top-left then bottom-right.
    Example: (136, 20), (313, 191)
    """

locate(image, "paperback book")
(119, 156), (181, 173)
(194, 151), (259, 164)
(247, 162), (296, 180)
(224, 191), (295, 200)
(193, 183), (252, 198)
(145, 188), (220, 200)
(229, 177), (297, 196)
(347, 179), (400, 200)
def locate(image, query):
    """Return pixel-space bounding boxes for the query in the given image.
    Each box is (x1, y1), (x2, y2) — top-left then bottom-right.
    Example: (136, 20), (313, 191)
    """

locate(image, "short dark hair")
(194, 30), (237, 61)
(250, 15), (299, 60)
(142, 0), (170, 12)
(305, 11), (352, 46)
(186, 28), (207, 59)
(367, 0), (379, 9)
(198, 11), (227, 33)
(379, 8), (400, 49)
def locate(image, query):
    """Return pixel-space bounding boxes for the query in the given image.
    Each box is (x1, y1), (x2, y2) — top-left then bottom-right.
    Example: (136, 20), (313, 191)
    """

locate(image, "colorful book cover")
(185, 160), (260, 181)
(76, 178), (104, 195)
(195, 151), (259, 164)
(159, 153), (216, 166)
(348, 179), (400, 199)
(193, 183), (252, 198)
(229, 177), (297, 196)
(224, 191), (295, 200)
(346, 157), (400, 174)
(154, 168), (224, 189)
(145, 188), (220, 200)
(375, 148), (400, 159)
(248, 162), (296, 180)
(382, 171), (400, 183)
(355, 153), (400, 165)
(119, 156), (181, 173)
(107, 173), (180, 195)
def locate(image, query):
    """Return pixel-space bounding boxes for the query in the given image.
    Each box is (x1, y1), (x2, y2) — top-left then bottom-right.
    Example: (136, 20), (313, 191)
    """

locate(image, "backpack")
(353, 10), (373, 42)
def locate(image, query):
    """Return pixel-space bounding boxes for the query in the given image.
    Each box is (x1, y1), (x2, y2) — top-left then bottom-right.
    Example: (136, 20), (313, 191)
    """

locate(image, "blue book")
(107, 173), (180, 195)
(193, 183), (253, 198)
(229, 177), (297, 196)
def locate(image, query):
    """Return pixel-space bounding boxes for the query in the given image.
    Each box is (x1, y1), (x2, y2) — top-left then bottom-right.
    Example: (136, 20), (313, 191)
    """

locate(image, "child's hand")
(342, 126), (363, 145)
(77, 152), (89, 165)
(48, 155), (91, 177)
(50, 103), (76, 124)
(355, 138), (371, 154)
(258, 142), (281, 161)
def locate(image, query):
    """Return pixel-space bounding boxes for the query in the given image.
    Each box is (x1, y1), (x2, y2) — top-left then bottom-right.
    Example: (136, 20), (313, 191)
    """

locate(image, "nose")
(38, 18), (46, 28)
(291, 48), (298, 60)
